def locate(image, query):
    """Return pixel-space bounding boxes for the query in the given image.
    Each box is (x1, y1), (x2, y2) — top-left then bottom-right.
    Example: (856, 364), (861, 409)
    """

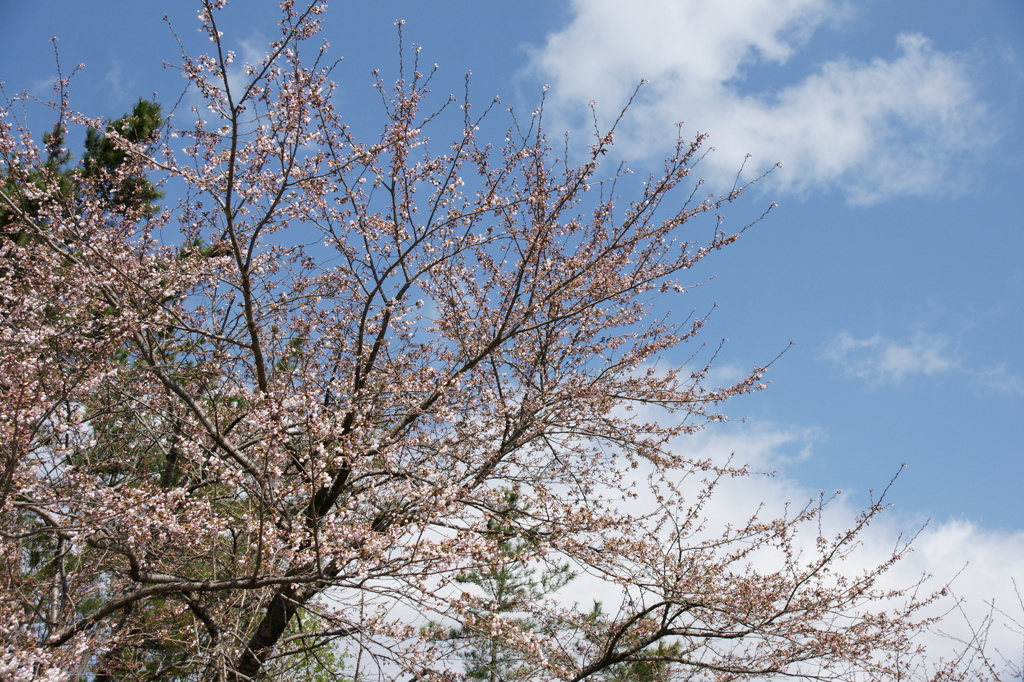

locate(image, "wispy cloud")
(823, 330), (1024, 393)
(528, 0), (993, 204)
(824, 330), (958, 386)
(101, 61), (129, 108)
(974, 363), (1024, 395)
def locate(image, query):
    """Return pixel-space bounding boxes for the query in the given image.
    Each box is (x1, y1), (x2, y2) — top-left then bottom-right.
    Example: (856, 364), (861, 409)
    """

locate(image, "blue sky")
(3, 0), (1023, 655)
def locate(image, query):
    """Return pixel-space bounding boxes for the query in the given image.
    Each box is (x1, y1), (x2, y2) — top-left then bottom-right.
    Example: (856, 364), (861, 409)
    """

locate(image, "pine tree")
(450, 490), (574, 681)
(81, 98), (163, 216)
(0, 97), (163, 241)
(0, 125), (76, 245)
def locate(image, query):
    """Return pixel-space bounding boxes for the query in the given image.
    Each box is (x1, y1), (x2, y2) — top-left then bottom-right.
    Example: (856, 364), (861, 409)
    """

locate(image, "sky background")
(2, 0), (1023, 662)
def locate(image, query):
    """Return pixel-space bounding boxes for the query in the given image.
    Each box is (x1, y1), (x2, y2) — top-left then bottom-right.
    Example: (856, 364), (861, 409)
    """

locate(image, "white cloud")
(665, 423), (1024, 672)
(528, 0), (992, 204)
(531, 0), (837, 101)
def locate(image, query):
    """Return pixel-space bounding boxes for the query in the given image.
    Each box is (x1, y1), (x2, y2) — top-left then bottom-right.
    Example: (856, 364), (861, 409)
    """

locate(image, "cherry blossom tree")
(0, 1), (1001, 680)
